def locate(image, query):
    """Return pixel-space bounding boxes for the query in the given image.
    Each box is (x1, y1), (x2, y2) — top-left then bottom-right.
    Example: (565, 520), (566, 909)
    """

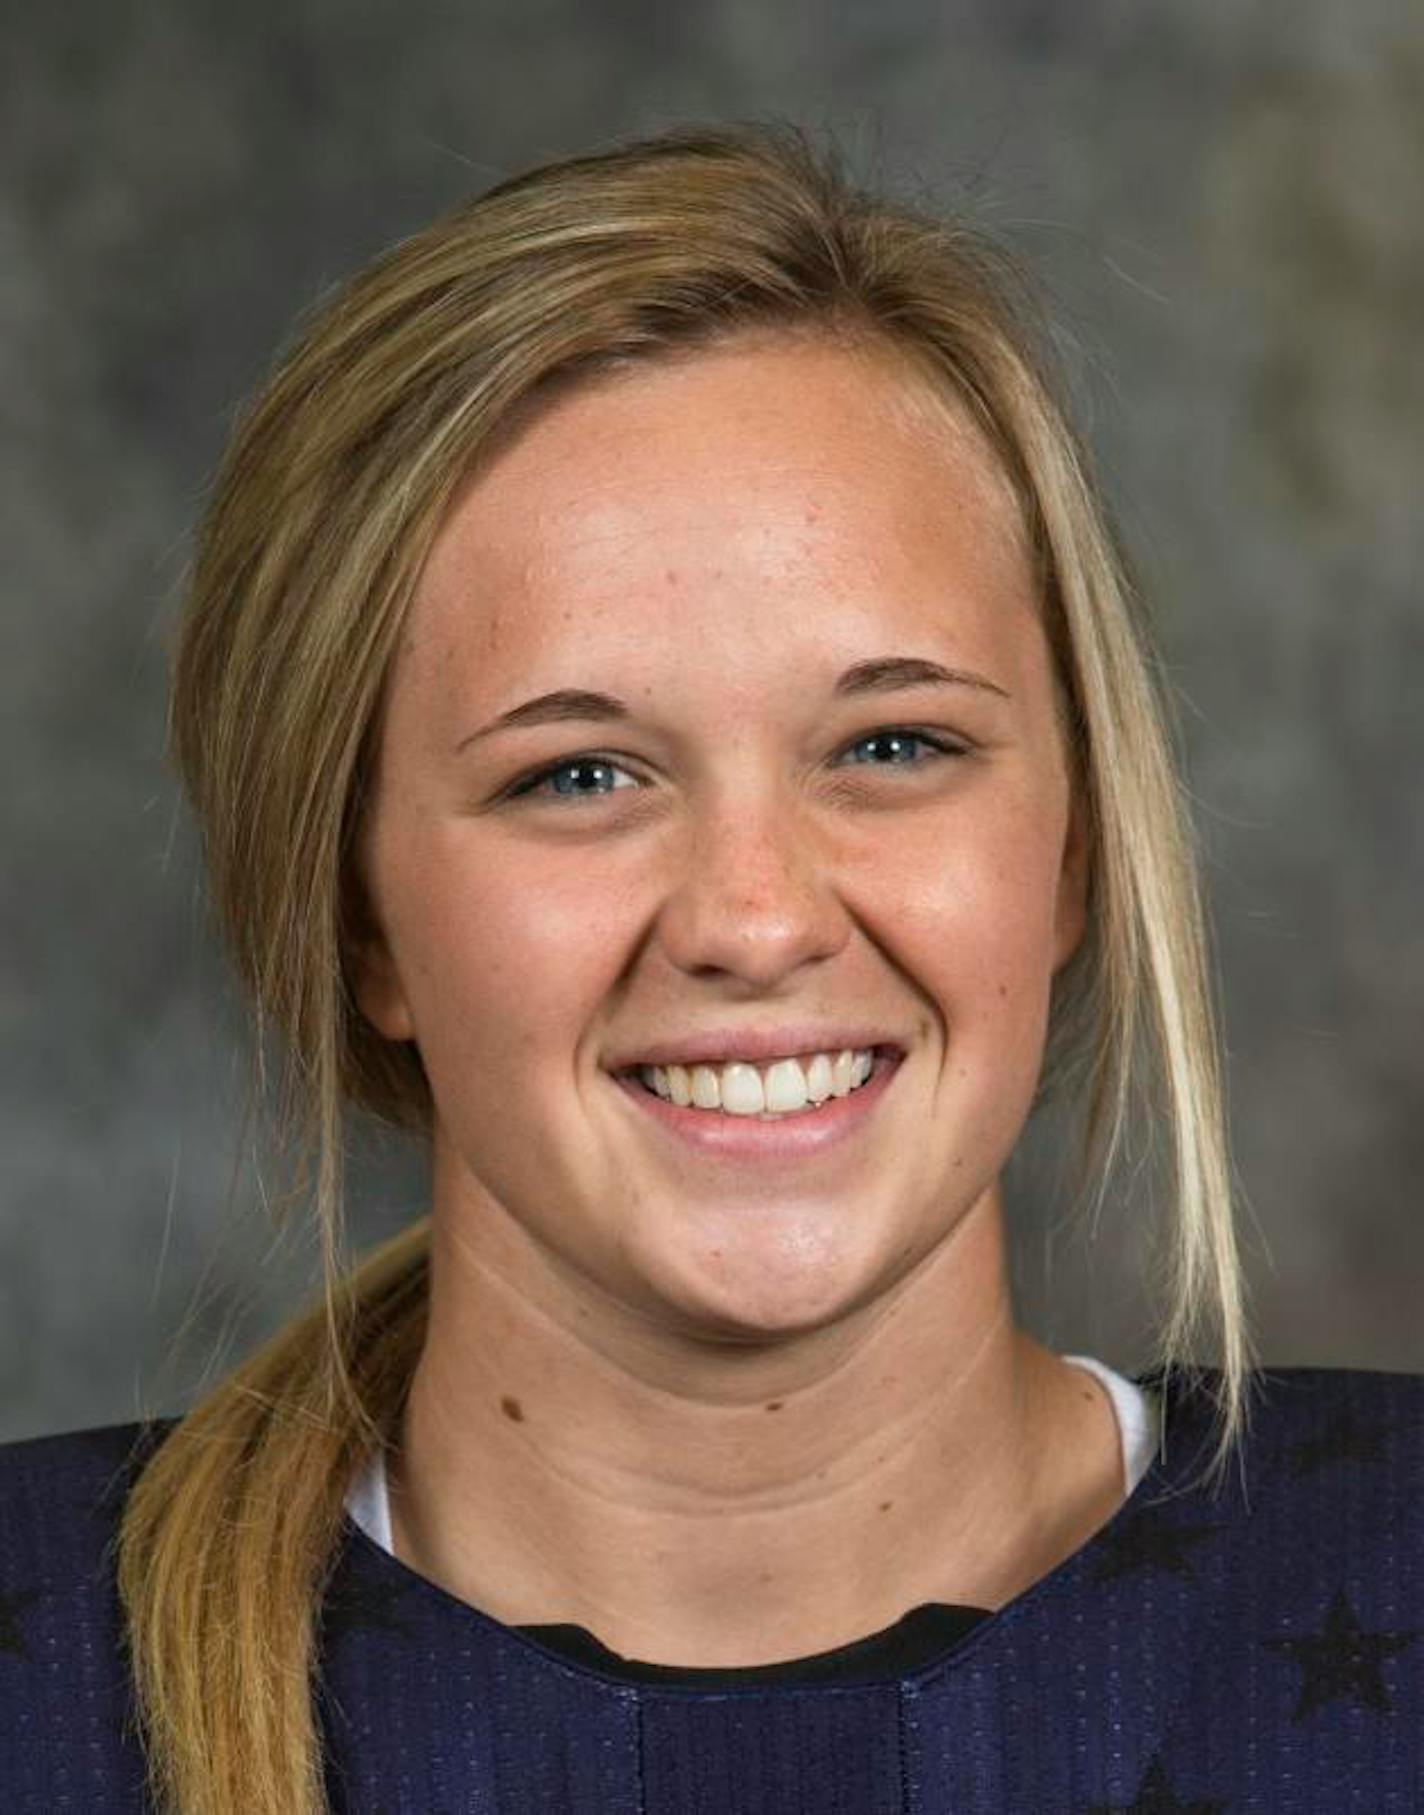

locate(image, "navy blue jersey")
(2, 1368), (1421, 1811)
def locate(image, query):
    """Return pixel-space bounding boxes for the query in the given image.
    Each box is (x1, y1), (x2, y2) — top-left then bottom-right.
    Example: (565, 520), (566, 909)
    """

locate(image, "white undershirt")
(346, 1354), (1160, 1558)
(1061, 1353), (1161, 1496)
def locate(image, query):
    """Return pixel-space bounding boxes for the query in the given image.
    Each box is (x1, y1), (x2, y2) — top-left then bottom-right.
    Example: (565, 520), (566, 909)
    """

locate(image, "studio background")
(4, 2), (1421, 1442)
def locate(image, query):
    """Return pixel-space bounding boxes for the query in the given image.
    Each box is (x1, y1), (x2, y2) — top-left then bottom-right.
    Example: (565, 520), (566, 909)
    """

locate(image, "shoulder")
(1247, 1363), (1424, 1429)
(0, 1422), (169, 1811)
(1154, 1364), (1423, 1506)
(0, 1417), (167, 1519)
(1237, 1365), (1423, 1495)
(1144, 1365), (1424, 1630)
(1091, 1367), (1424, 1629)
(0, 1419), (170, 1589)
(1152, 1363), (1423, 1476)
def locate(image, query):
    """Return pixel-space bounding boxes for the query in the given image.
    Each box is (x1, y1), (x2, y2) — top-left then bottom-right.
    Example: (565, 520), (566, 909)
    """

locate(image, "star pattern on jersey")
(1288, 1411), (1392, 1478)
(0, 1587), (41, 1661)
(1084, 1752), (1229, 1813)
(1090, 1507), (1222, 1585)
(1266, 1590), (1419, 1721)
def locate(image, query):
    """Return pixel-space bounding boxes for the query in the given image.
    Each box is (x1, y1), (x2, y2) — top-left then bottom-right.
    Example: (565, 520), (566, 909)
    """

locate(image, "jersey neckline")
(335, 1365), (1192, 1695)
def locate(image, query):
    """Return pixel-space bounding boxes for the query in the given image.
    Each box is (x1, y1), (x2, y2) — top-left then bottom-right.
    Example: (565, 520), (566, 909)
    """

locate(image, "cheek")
(870, 803), (1069, 1021)
(874, 817), (1065, 1180)
(381, 829), (634, 1097)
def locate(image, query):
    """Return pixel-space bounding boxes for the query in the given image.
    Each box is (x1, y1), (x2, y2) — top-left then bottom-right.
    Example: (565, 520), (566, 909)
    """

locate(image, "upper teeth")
(637, 1048), (876, 1117)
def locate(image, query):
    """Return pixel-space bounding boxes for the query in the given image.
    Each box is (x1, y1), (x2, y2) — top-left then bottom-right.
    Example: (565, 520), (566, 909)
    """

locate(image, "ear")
(1052, 785), (1091, 972)
(351, 928), (417, 1042)
(345, 830), (417, 1041)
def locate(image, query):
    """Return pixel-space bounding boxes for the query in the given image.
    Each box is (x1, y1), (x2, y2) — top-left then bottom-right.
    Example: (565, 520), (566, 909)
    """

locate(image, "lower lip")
(609, 1049), (903, 1161)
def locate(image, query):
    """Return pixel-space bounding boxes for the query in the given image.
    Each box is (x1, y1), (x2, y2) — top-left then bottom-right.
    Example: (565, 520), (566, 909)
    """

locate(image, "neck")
(389, 1177), (1122, 1670)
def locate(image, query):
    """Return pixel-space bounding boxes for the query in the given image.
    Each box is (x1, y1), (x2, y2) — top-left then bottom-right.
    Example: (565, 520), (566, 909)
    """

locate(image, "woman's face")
(358, 336), (1086, 1342)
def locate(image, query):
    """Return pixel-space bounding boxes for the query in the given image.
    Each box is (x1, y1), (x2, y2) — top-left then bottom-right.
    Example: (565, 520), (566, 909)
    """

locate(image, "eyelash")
(503, 728), (970, 804)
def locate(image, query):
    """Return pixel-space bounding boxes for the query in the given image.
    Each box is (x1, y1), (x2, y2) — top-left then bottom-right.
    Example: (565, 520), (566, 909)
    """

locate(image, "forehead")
(401, 336), (1038, 697)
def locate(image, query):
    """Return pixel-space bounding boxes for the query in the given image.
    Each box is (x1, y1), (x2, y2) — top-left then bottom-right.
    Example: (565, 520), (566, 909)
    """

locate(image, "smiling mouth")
(621, 1046), (899, 1120)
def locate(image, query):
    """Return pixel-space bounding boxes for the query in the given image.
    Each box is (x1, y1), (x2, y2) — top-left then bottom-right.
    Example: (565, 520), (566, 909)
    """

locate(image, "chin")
(624, 1208), (907, 1344)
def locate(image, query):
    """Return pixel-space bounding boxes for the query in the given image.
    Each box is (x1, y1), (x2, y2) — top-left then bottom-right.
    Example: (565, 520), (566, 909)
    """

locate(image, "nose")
(652, 787), (851, 989)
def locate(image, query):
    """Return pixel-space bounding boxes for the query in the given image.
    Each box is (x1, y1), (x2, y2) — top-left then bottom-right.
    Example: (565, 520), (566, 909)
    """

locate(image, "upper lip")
(607, 1028), (904, 1071)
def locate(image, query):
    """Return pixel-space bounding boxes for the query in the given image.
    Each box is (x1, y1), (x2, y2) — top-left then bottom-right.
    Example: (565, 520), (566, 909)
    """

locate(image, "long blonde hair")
(119, 122), (1245, 1814)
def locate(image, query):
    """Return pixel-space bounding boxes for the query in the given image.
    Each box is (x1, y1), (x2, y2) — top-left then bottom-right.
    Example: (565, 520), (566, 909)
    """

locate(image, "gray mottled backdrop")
(4, 3), (1421, 1441)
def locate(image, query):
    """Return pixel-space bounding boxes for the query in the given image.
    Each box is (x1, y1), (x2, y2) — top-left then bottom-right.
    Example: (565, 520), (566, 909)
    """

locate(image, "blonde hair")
(119, 121), (1246, 1814)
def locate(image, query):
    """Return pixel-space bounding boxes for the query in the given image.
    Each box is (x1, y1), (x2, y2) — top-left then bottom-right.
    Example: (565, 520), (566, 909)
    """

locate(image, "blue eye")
(509, 757), (637, 801)
(839, 729), (959, 767)
(506, 728), (963, 806)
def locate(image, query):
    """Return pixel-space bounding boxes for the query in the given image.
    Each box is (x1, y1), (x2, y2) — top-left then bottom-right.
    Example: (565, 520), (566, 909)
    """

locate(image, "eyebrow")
(454, 655), (1010, 752)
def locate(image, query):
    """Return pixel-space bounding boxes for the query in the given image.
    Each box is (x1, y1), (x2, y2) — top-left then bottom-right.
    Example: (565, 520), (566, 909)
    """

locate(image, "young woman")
(3, 123), (1419, 1815)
